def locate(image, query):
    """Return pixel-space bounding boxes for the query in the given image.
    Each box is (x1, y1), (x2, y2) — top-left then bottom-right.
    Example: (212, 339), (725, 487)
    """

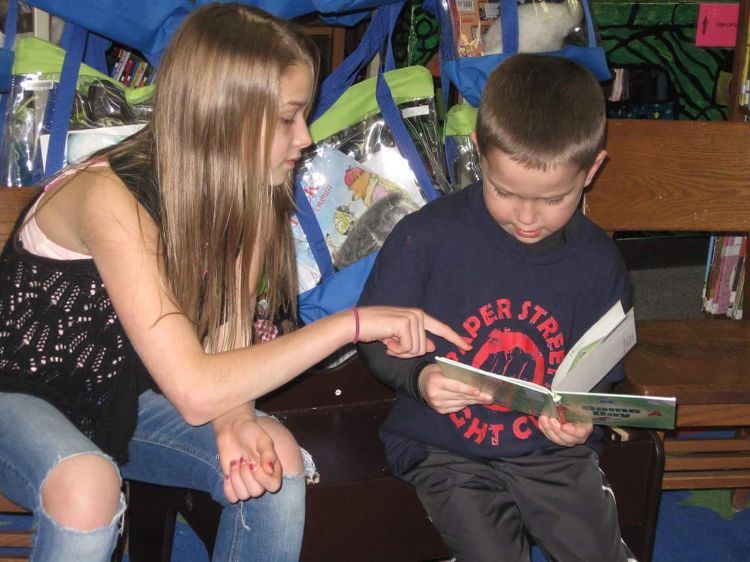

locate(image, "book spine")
(714, 236), (743, 315)
(114, 50), (131, 82)
(728, 236), (747, 319)
(702, 234), (717, 311)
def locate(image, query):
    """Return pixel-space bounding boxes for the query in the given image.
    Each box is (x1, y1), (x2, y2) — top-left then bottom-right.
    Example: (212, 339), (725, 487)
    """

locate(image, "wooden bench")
(584, 118), (750, 509)
(0, 180), (664, 562)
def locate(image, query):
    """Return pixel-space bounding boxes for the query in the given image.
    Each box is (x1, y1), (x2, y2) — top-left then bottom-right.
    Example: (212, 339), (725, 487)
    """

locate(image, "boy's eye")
(547, 197), (564, 206)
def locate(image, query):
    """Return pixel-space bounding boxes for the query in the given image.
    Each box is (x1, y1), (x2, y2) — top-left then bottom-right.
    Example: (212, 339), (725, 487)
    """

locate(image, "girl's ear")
(583, 150), (608, 187)
(469, 131), (478, 148)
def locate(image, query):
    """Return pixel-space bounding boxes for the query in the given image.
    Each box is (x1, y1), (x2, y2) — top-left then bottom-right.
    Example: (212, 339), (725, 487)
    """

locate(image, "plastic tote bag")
(22, 0), (406, 66)
(295, 2), (448, 324)
(0, 37), (153, 186)
(424, 0), (611, 107)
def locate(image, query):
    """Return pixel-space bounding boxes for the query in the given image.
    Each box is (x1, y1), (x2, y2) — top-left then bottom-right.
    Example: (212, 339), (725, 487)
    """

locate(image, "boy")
(357, 54), (634, 561)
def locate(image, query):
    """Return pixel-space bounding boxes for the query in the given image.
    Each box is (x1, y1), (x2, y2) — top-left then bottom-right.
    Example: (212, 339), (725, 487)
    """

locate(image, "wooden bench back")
(0, 187), (38, 247)
(584, 119), (750, 233)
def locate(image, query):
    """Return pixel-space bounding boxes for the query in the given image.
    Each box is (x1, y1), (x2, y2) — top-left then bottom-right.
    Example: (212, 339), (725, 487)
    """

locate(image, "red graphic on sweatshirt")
(445, 298), (565, 447)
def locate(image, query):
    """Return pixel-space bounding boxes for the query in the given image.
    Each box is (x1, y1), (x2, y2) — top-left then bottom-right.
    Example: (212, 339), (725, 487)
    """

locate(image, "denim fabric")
(0, 392), (125, 562)
(0, 390), (308, 561)
(121, 390), (306, 562)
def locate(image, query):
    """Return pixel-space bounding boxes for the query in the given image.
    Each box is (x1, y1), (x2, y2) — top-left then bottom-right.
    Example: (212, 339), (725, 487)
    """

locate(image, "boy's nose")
(516, 200), (537, 225)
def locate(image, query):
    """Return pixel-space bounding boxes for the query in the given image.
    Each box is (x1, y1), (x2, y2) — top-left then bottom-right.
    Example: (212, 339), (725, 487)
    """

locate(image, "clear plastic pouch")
(0, 38), (153, 186)
(293, 66), (449, 293)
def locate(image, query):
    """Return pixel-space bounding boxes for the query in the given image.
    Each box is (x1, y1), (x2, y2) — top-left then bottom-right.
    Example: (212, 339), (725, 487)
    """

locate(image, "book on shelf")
(703, 235), (747, 317)
(107, 44), (155, 88)
(437, 301), (677, 429)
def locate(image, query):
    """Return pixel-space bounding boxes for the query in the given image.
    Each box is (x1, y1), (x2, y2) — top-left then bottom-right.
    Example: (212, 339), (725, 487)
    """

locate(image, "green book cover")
(436, 301), (676, 430)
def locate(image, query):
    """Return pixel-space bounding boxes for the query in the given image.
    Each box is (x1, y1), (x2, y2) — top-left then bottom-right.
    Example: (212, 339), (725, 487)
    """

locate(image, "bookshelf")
(709, 0), (749, 318)
(730, 0), (750, 120)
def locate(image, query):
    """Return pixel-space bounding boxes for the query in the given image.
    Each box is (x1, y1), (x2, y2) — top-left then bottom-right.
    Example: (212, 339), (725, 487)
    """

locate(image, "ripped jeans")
(0, 391), (310, 561)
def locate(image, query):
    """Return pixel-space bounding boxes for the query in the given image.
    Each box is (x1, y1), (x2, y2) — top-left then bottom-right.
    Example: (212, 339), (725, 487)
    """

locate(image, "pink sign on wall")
(695, 3), (740, 48)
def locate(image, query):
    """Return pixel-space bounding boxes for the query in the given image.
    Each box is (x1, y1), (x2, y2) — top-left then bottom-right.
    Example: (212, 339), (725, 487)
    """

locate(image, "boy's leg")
(403, 446), (530, 562)
(121, 390), (307, 562)
(0, 393), (125, 562)
(500, 445), (634, 562)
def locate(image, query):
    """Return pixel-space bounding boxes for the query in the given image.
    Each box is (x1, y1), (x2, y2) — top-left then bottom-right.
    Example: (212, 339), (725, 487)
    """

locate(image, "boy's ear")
(470, 131), (478, 149)
(583, 150), (608, 187)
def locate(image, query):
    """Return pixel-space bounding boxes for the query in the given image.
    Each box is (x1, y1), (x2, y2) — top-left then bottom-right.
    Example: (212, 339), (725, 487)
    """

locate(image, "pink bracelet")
(351, 306), (360, 344)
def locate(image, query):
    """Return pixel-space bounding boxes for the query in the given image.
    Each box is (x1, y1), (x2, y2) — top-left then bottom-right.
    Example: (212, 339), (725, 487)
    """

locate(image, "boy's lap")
(403, 444), (627, 560)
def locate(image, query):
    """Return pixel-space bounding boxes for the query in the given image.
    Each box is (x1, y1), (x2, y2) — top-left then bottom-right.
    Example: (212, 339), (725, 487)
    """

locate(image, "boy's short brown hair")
(475, 54), (606, 171)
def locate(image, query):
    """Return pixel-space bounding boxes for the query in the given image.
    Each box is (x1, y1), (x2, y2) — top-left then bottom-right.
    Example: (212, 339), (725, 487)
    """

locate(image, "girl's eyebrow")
(282, 100), (308, 109)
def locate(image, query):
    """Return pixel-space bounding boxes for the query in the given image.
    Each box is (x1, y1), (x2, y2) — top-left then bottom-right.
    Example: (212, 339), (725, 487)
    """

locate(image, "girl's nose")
(296, 121), (312, 149)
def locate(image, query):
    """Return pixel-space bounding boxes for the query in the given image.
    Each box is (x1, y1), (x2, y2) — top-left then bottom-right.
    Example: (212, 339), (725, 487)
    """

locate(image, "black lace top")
(0, 193), (147, 463)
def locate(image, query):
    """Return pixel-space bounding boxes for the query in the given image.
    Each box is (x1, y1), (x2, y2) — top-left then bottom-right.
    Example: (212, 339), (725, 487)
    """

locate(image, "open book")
(437, 302), (676, 429)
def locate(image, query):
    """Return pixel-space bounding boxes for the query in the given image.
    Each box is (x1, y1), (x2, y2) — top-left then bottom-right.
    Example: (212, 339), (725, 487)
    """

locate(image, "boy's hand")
(537, 415), (593, 447)
(418, 363), (494, 414)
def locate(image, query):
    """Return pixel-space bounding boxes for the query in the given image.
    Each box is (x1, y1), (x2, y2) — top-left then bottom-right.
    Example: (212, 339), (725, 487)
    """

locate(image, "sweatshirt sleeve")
(356, 215), (435, 401)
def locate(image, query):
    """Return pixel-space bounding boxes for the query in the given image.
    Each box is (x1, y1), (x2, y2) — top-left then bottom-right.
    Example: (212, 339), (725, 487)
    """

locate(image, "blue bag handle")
(43, 22), (89, 179)
(499, 0), (518, 55)
(0, 0), (18, 152)
(312, 2), (400, 121)
(295, 1), (440, 283)
(0, 0), (17, 92)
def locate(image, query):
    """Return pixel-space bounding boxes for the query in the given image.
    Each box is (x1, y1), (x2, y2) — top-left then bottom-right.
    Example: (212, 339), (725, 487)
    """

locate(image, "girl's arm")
(77, 171), (466, 425)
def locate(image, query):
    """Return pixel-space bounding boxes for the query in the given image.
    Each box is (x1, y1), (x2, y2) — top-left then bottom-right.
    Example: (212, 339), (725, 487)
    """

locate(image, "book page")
(436, 357), (559, 418)
(551, 304), (636, 393)
(557, 391), (676, 429)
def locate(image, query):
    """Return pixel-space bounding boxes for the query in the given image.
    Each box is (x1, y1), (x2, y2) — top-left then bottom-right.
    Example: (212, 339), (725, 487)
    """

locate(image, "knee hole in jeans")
(41, 452), (122, 531)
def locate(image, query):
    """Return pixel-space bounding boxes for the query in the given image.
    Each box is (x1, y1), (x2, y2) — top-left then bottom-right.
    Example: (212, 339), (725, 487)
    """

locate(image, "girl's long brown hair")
(105, 4), (319, 351)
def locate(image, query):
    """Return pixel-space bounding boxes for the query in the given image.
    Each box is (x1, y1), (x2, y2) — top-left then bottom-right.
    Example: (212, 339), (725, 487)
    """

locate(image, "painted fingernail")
(230, 460), (238, 469)
(267, 461), (275, 471)
(224, 473), (230, 481)
(240, 456), (249, 465)
(248, 462), (258, 471)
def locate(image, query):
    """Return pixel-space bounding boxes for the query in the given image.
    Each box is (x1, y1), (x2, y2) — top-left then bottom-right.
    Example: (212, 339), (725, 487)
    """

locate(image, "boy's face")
(477, 143), (606, 245)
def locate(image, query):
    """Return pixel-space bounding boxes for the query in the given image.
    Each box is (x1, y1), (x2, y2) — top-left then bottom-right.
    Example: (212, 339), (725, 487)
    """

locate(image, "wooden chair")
(583, 118), (750, 509)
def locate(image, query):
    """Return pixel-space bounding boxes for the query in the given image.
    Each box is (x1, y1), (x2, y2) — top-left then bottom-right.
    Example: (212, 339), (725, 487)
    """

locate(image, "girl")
(0, 4), (467, 561)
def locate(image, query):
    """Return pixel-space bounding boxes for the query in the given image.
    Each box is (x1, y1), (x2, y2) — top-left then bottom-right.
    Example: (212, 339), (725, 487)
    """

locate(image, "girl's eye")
(280, 117), (295, 125)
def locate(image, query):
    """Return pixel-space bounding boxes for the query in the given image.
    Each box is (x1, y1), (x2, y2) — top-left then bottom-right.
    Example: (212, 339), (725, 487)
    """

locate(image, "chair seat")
(617, 319), (750, 405)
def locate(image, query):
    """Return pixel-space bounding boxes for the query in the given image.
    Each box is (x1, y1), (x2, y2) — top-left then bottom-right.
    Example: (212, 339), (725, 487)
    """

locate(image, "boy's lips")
(514, 228), (542, 239)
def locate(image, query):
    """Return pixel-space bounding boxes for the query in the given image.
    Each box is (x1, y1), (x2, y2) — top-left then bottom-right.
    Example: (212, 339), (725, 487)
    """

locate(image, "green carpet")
(680, 489), (750, 520)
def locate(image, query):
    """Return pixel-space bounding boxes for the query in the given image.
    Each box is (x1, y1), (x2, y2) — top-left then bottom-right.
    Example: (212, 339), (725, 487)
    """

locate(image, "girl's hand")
(213, 411), (282, 503)
(356, 306), (471, 358)
(418, 363), (494, 414)
(537, 415), (593, 447)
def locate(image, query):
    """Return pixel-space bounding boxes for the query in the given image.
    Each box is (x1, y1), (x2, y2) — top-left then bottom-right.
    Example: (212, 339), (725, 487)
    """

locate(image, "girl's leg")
(122, 390), (308, 562)
(0, 393), (125, 562)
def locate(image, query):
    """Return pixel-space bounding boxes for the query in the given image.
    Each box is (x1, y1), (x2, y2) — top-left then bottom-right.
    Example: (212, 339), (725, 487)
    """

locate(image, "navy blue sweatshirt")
(358, 181), (630, 476)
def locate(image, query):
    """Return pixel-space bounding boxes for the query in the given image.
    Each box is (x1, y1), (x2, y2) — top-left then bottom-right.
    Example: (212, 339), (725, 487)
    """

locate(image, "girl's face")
(269, 64), (314, 186)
